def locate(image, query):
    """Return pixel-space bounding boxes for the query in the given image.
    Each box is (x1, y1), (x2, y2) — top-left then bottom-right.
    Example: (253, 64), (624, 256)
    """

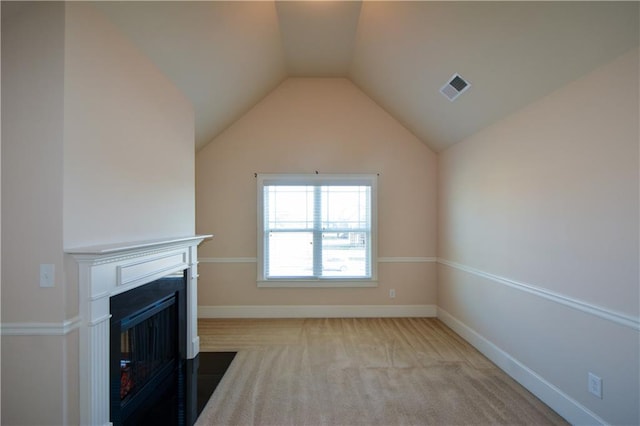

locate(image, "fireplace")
(110, 274), (186, 425)
(67, 236), (210, 426)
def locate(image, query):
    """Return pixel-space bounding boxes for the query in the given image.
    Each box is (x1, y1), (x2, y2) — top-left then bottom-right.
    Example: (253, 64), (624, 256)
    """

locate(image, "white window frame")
(257, 173), (378, 288)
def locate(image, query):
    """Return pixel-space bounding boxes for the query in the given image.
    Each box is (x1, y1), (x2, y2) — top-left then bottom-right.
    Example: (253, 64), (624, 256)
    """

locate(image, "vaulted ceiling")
(96, 1), (639, 152)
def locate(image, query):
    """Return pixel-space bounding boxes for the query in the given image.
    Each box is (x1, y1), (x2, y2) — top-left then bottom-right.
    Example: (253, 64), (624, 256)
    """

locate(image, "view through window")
(258, 174), (377, 284)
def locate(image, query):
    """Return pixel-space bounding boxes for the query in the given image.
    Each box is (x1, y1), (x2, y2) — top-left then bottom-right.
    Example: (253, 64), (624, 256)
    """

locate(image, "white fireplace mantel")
(67, 235), (211, 426)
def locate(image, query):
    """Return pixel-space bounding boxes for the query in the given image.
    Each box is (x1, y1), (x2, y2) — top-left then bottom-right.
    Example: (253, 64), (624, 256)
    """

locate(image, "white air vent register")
(440, 73), (471, 101)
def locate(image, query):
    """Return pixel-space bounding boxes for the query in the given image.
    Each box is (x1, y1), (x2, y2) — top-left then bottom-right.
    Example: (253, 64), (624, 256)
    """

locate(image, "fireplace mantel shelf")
(65, 234), (212, 255)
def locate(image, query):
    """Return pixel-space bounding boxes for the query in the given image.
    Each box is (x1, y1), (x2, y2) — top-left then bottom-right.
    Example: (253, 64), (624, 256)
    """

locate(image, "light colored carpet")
(196, 318), (567, 426)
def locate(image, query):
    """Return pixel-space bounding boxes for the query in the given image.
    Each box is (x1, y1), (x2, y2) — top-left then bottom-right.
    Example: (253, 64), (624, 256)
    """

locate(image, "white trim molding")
(199, 257), (257, 263)
(199, 256), (436, 264)
(199, 304), (437, 319)
(437, 258), (640, 331)
(378, 257), (436, 263)
(437, 307), (608, 426)
(257, 280), (378, 288)
(1, 316), (82, 336)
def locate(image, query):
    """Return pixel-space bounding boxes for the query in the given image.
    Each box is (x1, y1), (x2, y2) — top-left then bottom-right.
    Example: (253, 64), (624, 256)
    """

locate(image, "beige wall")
(63, 3), (195, 249)
(437, 48), (639, 425)
(1, 3), (195, 424)
(2, 1), (66, 325)
(196, 78), (437, 308)
(1, 4), (69, 424)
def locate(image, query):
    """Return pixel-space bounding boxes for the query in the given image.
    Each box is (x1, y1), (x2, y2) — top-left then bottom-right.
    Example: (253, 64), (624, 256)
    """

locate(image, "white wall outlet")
(39, 264), (55, 288)
(389, 289), (396, 298)
(588, 372), (602, 399)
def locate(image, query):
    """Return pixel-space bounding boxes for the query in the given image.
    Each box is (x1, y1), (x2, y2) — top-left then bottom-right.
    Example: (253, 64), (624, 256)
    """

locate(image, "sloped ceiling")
(96, 1), (639, 152)
(277, 1), (362, 76)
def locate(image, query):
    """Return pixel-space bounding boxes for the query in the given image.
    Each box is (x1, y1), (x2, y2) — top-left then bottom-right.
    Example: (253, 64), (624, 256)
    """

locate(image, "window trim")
(257, 173), (378, 288)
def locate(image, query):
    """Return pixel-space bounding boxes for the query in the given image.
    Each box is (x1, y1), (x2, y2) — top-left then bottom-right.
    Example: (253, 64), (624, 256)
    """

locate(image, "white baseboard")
(436, 307), (607, 426)
(199, 304), (437, 319)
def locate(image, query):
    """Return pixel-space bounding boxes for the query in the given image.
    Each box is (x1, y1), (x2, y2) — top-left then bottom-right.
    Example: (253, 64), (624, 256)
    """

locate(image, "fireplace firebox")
(109, 273), (187, 425)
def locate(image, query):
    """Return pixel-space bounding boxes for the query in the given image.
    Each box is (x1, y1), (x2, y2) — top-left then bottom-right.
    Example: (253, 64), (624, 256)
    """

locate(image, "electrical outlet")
(389, 289), (396, 299)
(588, 372), (602, 399)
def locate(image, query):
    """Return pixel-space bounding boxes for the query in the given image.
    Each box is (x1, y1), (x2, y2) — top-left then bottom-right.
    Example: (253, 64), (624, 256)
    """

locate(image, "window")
(257, 174), (377, 287)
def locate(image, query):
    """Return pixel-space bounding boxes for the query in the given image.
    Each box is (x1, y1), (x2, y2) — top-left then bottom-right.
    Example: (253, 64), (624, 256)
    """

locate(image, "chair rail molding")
(437, 258), (639, 331)
(0, 316), (82, 336)
(199, 256), (437, 264)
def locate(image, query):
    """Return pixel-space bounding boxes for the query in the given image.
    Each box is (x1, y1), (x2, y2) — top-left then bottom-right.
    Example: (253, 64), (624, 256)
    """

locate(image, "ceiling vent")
(440, 73), (471, 101)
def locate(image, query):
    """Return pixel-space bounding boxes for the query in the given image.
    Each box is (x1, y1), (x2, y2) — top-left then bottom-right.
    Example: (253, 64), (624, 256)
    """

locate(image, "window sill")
(257, 280), (378, 288)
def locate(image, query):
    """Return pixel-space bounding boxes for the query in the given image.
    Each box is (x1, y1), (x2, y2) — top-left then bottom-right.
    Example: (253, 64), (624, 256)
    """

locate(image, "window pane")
(266, 232), (313, 277)
(321, 186), (370, 232)
(265, 186), (314, 230)
(321, 232), (368, 277)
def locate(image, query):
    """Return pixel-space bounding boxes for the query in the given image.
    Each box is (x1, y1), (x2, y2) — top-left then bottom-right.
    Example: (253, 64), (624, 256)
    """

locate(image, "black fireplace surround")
(110, 273), (188, 426)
